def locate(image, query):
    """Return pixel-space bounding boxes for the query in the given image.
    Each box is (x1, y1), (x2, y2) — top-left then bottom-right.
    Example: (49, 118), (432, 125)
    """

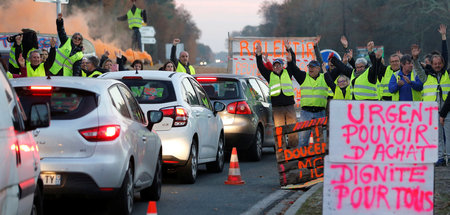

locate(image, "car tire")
(31, 184), (43, 215)
(140, 152), (162, 201)
(248, 127), (263, 161)
(178, 141), (198, 184)
(206, 135), (225, 173)
(115, 165), (134, 215)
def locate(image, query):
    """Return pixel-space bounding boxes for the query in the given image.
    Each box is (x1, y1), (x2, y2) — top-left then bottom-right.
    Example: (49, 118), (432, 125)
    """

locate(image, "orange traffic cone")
(225, 147), (245, 185)
(309, 132), (314, 144)
(147, 201), (157, 215)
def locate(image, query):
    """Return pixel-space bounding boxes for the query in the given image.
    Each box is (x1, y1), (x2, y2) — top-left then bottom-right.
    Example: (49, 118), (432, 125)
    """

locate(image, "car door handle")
(142, 136), (147, 142)
(196, 113), (200, 117)
(208, 114), (212, 118)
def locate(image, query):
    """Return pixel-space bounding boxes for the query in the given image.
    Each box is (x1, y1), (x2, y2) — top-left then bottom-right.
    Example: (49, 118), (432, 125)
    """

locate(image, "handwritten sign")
(274, 117), (328, 188)
(329, 101), (439, 163)
(324, 100), (438, 214)
(323, 157), (434, 214)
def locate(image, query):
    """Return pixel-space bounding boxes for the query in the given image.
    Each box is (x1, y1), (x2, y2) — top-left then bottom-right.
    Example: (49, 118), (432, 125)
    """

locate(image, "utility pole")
(34, 0), (69, 17)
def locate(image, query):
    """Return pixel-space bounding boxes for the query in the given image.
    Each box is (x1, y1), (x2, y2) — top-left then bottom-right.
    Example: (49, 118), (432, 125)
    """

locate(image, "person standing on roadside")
(117, 0), (147, 51)
(418, 24), (449, 166)
(49, 13), (84, 76)
(171, 38), (196, 75)
(255, 42), (298, 148)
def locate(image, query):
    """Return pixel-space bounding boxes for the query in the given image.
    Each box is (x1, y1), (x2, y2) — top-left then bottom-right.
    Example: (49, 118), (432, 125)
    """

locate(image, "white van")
(0, 67), (50, 215)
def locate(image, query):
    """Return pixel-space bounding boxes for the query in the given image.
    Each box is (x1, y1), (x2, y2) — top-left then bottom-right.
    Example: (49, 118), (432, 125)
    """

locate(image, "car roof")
(194, 73), (258, 80)
(98, 70), (188, 81)
(9, 77), (123, 94)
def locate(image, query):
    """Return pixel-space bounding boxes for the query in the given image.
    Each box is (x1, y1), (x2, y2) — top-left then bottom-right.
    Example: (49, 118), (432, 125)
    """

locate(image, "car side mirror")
(147, 110), (163, 131)
(25, 103), (50, 131)
(213, 101), (225, 115)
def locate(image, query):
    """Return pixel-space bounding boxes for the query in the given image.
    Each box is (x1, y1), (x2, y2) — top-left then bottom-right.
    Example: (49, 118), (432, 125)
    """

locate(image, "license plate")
(40, 173), (61, 185)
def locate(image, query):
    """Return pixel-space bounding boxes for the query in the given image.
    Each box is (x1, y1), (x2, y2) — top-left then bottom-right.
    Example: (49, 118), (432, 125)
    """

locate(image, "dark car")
(195, 74), (275, 161)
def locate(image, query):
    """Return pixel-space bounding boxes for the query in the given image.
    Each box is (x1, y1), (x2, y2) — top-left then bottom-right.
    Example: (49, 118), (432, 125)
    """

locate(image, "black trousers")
(132, 27), (142, 51)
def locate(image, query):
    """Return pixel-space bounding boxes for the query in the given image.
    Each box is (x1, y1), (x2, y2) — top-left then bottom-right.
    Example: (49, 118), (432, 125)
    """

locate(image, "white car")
(99, 71), (226, 184)
(11, 77), (164, 215)
(0, 69), (50, 215)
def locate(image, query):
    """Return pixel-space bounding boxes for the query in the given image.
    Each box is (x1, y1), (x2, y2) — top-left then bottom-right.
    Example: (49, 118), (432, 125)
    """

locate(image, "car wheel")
(31, 184), (43, 215)
(179, 141), (198, 184)
(140, 152), (162, 201)
(248, 127), (263, 161)
(206, 135), (225, 173)
(115, 165), (134, 215)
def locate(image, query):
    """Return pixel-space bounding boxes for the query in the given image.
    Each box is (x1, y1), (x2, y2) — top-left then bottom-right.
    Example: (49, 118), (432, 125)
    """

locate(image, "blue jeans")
(298, 109), (326, 147)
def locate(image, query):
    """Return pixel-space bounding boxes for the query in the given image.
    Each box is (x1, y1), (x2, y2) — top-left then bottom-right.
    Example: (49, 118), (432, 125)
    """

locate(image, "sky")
(175, 0), (282, 53)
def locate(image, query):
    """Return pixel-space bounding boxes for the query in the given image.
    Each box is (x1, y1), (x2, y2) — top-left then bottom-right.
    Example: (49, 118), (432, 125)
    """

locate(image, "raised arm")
(439, 24), (448, 69)
(255, 43), (271, 82)
(170, 38), (180, 67)
(44, 37), (57, 72)
(286, 48), (307, 85)
(56, 13), (68, 45)
(411, 44), (427, 83)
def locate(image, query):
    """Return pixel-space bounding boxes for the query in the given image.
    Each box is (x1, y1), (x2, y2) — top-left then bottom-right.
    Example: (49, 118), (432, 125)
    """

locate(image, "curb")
(241, 190), (291, 215)
(284, 182), (323, 215)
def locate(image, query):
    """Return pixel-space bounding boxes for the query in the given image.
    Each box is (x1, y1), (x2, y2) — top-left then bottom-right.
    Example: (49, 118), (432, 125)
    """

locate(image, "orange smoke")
(0, 0), (152, 63)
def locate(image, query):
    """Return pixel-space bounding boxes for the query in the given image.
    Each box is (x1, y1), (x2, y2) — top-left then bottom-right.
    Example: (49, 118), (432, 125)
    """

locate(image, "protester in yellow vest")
(373, 50), (402, 101)
(171, 38), (196, 75)
(49, 13), (84, 76)
(286, 38), (339, 147)
(81, 56), (106, 78)
(329, 41), (379, 100)
(329, 75), (351, 100)
(14, 38), (56, 78)
(413, 25), (449, 166)
(117, 0), (147, 51)
(7, 29), (39, 76)
(255, 42), (297, 148)
(388, 54), (423, 101)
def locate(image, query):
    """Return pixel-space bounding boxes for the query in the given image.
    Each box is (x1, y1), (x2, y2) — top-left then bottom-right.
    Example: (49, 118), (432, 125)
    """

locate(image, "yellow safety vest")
(49, 38), (84, 76)
(82, 70), (103, 78)
(379, 65), (394, 98)
(6, 71), (14, 79)
(9, 46), (35, 69)
(176, 62), (196, 75)
(269, 69), (294, 97)
(127, 8), (143, 29)
(333, 85), (352, 100)
(300, 73), (328, 107)
(351, 68), (378, 100)
(26, 62), (46, 77)
(422, 71), (450, 101)
(391, 71), (422, 101)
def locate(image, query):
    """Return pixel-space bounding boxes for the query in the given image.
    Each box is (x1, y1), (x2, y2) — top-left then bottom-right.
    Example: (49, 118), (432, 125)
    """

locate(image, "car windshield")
(120, 79), (176, 104)
(198, 79), (240, 100)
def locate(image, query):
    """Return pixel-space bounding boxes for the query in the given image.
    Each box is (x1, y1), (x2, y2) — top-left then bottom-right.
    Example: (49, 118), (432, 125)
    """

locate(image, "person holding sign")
(329, 41), (379, 100)
(255, 42), (298, 148)
(171, 38), (196, 75)
(286, 38), (340, 147)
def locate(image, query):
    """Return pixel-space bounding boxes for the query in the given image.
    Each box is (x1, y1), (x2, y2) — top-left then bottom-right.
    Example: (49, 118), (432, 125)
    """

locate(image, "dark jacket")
(56, 18), (83, 76)
(99, 54), (127, 72)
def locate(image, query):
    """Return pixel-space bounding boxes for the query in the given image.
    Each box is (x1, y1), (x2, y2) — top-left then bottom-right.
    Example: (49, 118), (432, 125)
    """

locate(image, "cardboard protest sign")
(274, 117), (328, 188)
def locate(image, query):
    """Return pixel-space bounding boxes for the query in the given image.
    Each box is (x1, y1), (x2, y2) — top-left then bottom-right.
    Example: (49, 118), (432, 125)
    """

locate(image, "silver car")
(99, 71), (226, 184)
(11, 77), (163, 215)
(195, 74), (275, 161)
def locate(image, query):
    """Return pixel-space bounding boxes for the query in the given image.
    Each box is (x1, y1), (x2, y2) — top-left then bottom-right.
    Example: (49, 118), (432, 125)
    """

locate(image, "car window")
(0, 73), (25, 130)
(241, 80), (256, 101)
(256, 79), (270, 100)
(189, 78), (212, 110)
(120, 79), (176, 104)
(118, 84), (146, 124)
(15, 87), (97, 120)
(248, 78), (265, 102)
(181, 78), (200, 106)
(108, 85), (132, 119)
(197, 79), (240, 100)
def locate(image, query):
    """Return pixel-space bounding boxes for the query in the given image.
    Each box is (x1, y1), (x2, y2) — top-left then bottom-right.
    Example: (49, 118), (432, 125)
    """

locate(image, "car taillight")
(196, 77), (217, 82)
(79, 125), (120, 141)
(227, 101), (252, 115)
(29, 86), (52, 96)
(160, 106), (188, 127)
